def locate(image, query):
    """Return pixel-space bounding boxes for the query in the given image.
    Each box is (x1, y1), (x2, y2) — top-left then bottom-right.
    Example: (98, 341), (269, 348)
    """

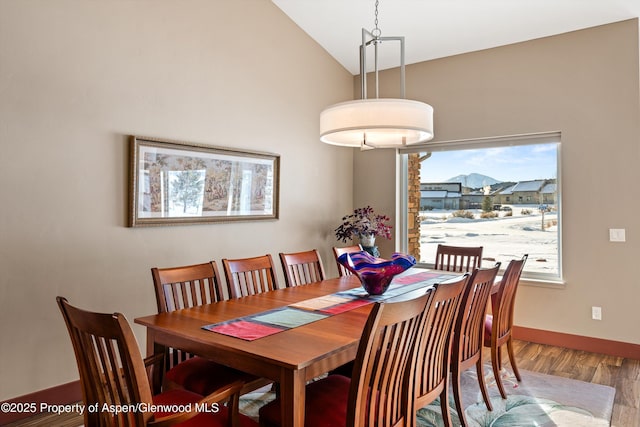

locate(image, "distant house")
(496, 179), (557, 205)
(420, 183), (461, 210)
(421, 179), (557, 211)
(460, 189), (486, 209)
(541, 182), (557, 205)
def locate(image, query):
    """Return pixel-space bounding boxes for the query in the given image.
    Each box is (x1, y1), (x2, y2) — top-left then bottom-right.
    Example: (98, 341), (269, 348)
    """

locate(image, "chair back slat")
(57, 297), (152, 427)
(222, 254), (279, 298)
(279, 249), (326, 287)
(333, 245), (363, 277)
(347, 290), (434, 426)
(434, 244), (483, 272)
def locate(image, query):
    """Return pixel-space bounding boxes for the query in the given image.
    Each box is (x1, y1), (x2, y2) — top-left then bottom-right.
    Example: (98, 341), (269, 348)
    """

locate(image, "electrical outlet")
(609, 228), (626, 242)
(592, 306), (602, 320)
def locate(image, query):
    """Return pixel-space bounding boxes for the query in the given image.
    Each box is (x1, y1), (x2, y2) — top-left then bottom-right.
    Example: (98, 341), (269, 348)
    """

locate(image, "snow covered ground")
(419, 205), (558, 275)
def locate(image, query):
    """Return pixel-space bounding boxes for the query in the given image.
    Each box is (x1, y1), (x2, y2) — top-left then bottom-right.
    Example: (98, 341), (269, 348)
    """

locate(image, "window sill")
(520, 276), (565, 289)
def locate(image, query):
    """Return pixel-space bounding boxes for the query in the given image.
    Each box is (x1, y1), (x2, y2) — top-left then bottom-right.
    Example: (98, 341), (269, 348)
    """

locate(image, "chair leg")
(492, 345), (507, 399)
(440, 387), (453, 427)
(452, 366), (467, 427)
(476, 358), (492, 411)
(506, 337), (521, 381)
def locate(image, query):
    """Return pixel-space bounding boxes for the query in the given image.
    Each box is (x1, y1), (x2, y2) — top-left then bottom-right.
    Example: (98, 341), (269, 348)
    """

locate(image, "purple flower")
(334, 206), (392, 243)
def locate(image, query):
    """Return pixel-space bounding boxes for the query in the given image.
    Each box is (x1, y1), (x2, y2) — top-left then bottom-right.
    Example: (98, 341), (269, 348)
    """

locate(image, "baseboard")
(513, 326), (640, 360)
(0, 380), (81, 425)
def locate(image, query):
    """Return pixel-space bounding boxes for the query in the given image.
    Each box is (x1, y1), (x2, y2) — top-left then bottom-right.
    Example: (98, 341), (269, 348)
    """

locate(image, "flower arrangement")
(334, 206), (392, 243)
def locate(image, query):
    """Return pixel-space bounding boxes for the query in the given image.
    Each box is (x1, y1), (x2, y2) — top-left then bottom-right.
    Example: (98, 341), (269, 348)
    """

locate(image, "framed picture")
(129, 136), (279, 227)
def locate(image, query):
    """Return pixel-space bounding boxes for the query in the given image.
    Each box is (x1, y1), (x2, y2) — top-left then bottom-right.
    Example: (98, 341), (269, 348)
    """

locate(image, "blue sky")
(420, 143), (558, 183)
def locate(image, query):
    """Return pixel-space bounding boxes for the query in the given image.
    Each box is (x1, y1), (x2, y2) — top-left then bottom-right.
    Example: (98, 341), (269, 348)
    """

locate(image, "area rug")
(416, 364), (616, 427)
(238, 365), (616, 426)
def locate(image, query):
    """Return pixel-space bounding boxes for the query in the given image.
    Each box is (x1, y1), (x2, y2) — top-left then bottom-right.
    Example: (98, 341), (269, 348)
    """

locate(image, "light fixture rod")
(361, 28), (406, 100)
(374, 34), (379, 98)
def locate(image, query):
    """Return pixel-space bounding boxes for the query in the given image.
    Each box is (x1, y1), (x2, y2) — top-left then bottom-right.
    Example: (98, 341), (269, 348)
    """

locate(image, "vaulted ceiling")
(273, 0), (640, 74)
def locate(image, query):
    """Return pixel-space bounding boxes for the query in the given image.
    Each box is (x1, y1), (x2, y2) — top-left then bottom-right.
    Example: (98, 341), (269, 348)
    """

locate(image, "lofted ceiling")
(272, 0), (640, 75)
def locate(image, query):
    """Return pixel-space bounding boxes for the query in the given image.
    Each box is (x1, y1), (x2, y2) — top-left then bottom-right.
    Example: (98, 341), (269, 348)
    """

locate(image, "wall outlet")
(609, 228), (626, 242)
(592, 306), (602, 320)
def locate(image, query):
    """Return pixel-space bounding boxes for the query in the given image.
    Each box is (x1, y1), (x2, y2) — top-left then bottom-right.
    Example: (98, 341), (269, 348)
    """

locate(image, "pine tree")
(482, 195), (493, 212)
(171, 170), (204, 213)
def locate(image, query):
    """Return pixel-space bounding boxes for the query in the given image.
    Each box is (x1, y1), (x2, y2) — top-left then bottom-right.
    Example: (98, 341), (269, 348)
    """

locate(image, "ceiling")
(272, 0), (640, 75)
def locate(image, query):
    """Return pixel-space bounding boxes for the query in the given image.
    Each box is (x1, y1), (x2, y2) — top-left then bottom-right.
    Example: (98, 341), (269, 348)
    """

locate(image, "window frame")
(397, 132), (563, 283)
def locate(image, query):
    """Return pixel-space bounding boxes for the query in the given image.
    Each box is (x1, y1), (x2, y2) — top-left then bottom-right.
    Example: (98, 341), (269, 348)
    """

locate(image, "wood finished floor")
(6, 340), (639, 426)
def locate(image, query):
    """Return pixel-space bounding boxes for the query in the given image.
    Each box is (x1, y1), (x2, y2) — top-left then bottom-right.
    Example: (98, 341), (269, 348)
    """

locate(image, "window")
(399, 133), (561, 281)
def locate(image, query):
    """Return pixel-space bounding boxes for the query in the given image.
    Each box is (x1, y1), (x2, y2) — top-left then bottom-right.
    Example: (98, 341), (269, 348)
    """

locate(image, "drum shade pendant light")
(320, 0), (434, 149)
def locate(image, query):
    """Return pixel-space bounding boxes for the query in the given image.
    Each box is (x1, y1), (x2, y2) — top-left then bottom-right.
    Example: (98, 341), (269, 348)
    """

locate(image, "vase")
(359, 233), (376, 247)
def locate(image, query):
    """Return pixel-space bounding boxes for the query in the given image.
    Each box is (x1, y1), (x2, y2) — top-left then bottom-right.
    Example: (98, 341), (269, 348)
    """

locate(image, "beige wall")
(355, 19), (640, 345)
(2, 0), (637, 402)
(0, 0), (354, 400)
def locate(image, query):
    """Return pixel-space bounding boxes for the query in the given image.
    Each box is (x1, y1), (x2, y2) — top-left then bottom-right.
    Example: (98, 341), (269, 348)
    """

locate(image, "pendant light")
(320, 0), (434, 149)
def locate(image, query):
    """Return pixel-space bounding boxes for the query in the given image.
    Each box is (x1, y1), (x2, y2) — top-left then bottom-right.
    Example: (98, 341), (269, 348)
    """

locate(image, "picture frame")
(128, 136), (279, 227)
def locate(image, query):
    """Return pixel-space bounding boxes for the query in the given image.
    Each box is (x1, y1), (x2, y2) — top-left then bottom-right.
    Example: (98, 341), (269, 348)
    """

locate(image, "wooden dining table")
(134, 269), (463, 427)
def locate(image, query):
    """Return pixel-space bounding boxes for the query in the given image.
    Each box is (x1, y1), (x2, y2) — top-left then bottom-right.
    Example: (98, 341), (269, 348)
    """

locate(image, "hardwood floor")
(507, 340), (640, 427)
(4, 412), (82, 427)
(6, 339), (639, 426)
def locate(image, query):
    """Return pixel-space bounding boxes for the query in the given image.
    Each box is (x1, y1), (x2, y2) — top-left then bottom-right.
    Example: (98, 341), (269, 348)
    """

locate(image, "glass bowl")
(337, 251), (416, 295)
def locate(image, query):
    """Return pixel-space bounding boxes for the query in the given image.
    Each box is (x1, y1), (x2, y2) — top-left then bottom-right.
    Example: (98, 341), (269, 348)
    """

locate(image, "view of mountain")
(446, 173), (500, 189)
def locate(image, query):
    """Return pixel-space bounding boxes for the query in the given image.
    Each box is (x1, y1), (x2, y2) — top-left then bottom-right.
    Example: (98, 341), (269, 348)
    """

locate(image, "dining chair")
(450, 263), (501, 427)
(434, 244), (483, 272)
(332, 244), (363, 277)
(151, 262), (270, 397)
(56, 296), (257, 427)
(484, 254), (528, 399)
(222, 254), (280, 298)
(279, 249), (326, 287)
(325, 245), (364, 378)
(410, 274), (468, 427)
(258, 290), (434, 427)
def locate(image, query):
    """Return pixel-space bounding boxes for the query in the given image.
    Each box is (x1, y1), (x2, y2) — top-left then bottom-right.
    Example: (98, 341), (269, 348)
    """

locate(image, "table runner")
(203, 271), (453, 341)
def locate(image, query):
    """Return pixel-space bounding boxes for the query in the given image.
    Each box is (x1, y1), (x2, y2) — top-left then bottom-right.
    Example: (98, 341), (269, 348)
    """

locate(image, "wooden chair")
(332, 244), (363, 277)
(325, 245), (363, 377)
(410, 274), (468, 427)
(451, 263), (501, 427)
(484, 254), (528, 399)
(434, 244), (483, 272)
(222, 254), (280, 298)
(258, 290), (434, 427)
(279, 249), (326, 287)
(56, 296), (257, 427)
(151, 262), (269, 397)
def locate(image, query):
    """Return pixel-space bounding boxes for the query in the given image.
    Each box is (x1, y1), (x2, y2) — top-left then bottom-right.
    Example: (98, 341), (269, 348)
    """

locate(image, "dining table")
(134, 269), (466, 427)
